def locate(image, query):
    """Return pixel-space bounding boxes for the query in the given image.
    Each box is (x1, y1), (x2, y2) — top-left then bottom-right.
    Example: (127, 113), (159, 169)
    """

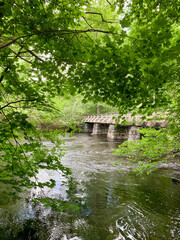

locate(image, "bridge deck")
(83, 113), (168, 128)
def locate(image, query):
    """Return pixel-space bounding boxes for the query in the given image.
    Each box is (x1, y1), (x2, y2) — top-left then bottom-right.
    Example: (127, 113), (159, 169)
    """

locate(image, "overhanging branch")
(106, 0), (112, 5)
(85, 12), (118, 23)
(0, 29), (137, 50)
(0, 99), (36, 110)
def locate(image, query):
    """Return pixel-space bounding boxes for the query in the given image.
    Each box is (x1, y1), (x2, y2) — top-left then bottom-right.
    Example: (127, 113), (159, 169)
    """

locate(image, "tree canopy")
(0, 0), (179, 206)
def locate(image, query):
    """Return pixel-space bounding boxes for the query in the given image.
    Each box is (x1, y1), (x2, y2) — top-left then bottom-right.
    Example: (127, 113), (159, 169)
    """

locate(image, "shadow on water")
(0, 133), (180, 240)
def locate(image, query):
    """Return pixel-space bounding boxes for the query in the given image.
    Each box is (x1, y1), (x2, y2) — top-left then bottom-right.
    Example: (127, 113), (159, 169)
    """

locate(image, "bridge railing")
(83, 113), (136, 124)
(83, 112), (169, 127)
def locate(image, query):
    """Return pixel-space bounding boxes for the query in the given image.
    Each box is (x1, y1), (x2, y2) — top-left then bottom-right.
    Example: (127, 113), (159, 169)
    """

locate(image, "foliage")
(0, 0), (118, 208)
(71, 0), (179, 114)
(113, 128), (180, 174)
(32, 95), (118, 128)
(0, 0), (92, 208)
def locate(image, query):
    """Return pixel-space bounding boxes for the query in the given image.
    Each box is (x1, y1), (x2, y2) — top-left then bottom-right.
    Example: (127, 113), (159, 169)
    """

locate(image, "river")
(0, 133), (180, 240)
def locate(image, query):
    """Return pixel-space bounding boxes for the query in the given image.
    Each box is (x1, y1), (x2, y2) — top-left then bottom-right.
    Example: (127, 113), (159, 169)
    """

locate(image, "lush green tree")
(0, 0), (120, 207)
(0, 0), (179, 207)
(0, 0), (92, 207)
(111, 0), (180, 172)
(72, 0), (179, 111)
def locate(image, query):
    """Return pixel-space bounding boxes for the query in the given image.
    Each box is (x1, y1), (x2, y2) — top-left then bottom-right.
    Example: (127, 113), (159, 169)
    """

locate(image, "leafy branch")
(0, 99), (36, 110)
(85, 12), (118, 23)
(0, 28), (137, 50)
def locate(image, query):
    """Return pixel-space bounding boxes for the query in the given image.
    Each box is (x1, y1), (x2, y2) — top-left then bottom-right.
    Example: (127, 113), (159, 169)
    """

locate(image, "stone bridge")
(83, 113), (168, 141)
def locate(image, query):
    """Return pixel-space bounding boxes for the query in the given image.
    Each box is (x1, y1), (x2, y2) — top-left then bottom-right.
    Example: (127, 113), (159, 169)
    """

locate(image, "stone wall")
(128, 126), (141, 141)
(92, 123), (109, 135)
(83, 123), (94, 133)
(107, 125), (130, 140)
(84, 123), (142, 141)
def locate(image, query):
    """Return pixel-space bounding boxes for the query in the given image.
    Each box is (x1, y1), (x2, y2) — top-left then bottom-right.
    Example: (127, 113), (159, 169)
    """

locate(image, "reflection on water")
(0, 133), (180, 240)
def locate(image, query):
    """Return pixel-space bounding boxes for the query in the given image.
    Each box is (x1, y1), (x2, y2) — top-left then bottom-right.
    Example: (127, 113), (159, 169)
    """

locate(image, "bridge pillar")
(128, 126), (141, 141)
(83, 123), (94, 133)
(107, 125), (129, 140)
(92, 123), (109, 135)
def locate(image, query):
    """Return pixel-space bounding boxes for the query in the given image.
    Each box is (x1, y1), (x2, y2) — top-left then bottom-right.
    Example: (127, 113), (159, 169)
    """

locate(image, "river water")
(0, 133), (180, 240)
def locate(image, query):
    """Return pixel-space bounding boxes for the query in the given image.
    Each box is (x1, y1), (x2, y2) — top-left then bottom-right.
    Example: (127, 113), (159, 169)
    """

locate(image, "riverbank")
(36, 120), (84, 132)
(158, 159), (180, 183)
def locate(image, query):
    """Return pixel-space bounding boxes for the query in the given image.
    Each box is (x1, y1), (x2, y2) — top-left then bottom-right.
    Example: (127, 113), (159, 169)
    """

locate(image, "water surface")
(0, 133), (180, 240)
